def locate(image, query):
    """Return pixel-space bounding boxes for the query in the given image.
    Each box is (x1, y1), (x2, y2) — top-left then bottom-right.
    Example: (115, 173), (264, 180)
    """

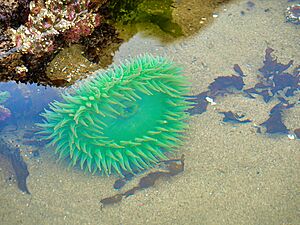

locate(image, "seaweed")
(260, 102), (293, 134)
(245, 48), (299, 102)
(188, 65), (245, 116)
(188, 48), (299, 137)
(113, 172), (134, 190)
(259, 48), (293, 79)
(0, 138), (30, 194)
(100, 155), (185, 207)
(208, 75), (245, 97)
(233, 64), (246, 77)
(244, 88), (273, 102)
(186, 91), (209, 116)
(294, 128), (300, 139)
(100, 194), (123, 206)
(243, 48), (299, 134)
(10, 149), (30, 194)
(220, 111), (252, 124)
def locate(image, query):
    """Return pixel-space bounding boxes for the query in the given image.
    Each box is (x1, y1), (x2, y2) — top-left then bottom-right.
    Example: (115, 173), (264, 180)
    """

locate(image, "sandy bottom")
(0, 0), (299, 224)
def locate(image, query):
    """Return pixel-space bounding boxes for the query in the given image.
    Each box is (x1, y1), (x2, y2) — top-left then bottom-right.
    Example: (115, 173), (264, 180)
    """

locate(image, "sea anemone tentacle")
(37, 54), (190, 176)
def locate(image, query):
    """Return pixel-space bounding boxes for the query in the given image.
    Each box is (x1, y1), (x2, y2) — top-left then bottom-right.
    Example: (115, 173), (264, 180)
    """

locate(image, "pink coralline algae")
(8, 0), (103, 56)
(0, 106), (11, 121)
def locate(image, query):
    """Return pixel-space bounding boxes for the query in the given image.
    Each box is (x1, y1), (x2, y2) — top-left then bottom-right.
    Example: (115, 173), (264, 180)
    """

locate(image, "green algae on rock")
(104, 0), (233, 41)
(106, 0), (183, 38)
(37, 54), (190, 176)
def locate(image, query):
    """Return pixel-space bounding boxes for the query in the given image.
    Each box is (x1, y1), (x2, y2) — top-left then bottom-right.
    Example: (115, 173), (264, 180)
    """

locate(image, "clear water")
(0, 0), (299, 225)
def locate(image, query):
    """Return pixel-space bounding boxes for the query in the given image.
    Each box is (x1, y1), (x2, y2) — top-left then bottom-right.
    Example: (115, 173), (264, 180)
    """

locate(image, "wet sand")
(0, 0), (299, 224)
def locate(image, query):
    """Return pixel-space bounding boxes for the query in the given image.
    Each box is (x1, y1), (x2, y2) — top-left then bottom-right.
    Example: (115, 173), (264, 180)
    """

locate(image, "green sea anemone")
(37, 54), (190, 176)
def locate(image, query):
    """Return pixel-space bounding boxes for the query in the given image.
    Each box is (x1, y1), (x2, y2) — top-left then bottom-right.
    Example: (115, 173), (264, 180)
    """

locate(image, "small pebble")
(205, 97), (216, 105)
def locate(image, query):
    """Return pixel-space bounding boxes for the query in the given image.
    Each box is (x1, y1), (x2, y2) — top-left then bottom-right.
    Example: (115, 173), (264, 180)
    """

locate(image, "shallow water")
(0, 0), (299, 225)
